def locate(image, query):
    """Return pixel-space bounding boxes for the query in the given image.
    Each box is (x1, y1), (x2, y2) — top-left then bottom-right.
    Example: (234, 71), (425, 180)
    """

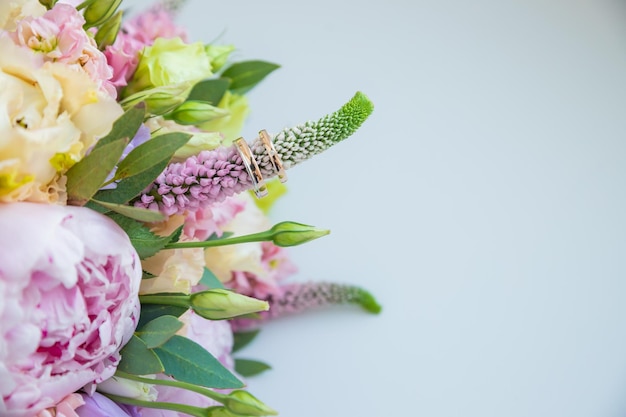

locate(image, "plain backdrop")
(127, 1), (626, 416)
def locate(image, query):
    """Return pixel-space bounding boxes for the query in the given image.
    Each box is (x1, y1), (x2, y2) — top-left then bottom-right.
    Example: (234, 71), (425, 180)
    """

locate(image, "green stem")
(114, 371), (228, 404)
(139, 294), (191, 307)
(164, 231), (271, 249)
(101, 393), (207, 417)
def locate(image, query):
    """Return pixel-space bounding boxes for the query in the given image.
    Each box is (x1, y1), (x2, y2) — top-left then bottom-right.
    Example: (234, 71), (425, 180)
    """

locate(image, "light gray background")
(129, 1), (626, 416)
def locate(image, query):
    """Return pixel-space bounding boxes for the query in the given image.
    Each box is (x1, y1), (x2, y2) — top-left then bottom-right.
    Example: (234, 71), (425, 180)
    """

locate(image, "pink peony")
(36, 393), (84, 417)
(0, 203), (142, 417)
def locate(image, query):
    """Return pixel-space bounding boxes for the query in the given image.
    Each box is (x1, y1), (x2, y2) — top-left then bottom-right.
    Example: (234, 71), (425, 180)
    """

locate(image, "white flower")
(0, 37), (123, 203)
(0, 0), (45, 31)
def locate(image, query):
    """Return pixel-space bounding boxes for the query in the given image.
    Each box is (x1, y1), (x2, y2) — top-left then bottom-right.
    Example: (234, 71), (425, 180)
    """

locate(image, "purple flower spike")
(134, 92), (373, 216)
(230, 282), (381, 331)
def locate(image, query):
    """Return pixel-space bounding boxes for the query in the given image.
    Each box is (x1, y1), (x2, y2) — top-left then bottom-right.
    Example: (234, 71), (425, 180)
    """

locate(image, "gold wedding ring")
(234, 137), (268, 198)
(259, 130), (287, 183)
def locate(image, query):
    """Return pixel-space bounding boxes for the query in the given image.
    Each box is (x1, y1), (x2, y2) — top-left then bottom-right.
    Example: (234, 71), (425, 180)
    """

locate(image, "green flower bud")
(222, 390), (278, 416)
(121, 83), (192, 115)
(190, 289), (269, 320)
(94, 9), (123, 50)
(166, 100), (229, 125)
(269, 221), (330, 247)
(38, 0), (58, 9)
(83, 0), (122, 28)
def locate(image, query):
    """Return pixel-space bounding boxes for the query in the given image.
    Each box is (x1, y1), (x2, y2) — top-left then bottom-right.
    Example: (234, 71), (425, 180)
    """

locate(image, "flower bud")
(38, 0), (58, 9)
(121, 83), (192, 115)
(83, 0), (122, 28)
(166, 100), (229, 125)
(190, 289), (269, 320)
(222, 390), (278, 416)
(96, 376), (157, 401)
(95, 9), (123, 50)
(269, 221), (330, 247)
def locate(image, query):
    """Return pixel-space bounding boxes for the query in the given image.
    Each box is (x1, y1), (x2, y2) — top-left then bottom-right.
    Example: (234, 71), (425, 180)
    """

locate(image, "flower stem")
(138, 293), (191, 307)
(164, 231), (271, 249)
(101, 393), (207, 417)
(114, 371), (228, 403)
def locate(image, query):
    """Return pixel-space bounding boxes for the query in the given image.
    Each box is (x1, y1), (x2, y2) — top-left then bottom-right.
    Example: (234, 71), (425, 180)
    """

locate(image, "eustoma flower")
(0, 36), (122, 203)
(0, 203), (142, 417)
(8, 3), (116, 96)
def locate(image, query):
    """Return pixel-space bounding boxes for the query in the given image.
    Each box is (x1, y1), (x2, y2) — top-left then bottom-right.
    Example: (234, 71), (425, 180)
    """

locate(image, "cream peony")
(0, 37), (123, 203)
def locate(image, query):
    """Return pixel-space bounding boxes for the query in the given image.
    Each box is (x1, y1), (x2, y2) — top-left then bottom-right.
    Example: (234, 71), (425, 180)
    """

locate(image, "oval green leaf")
(221, 61), (280, 95)
(155, 335), (244, 389)
(118, 335), (164, 375)
(136, 315), (184, 349)
(114, 132), (191, 180)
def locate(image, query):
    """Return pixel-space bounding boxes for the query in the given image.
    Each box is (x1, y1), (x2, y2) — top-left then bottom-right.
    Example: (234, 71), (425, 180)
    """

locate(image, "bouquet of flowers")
(0, 0), (380, 416)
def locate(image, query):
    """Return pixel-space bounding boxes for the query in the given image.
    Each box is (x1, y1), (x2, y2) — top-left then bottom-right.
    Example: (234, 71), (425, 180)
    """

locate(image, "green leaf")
(232, 329), (260, 353)
(136, 315), (184, 349)
(221, 61), (280, 95)
(199, 267), (225, 289)
(114, 132), (191, 181)
(65, 140), (127, 205)
(142, 270), (156, 280)
(65, 105), (144, 205)
(138, 304), (188, 329)
(94, 163), (166, 204)
(234, 359), (271, 377)
(107, 213), (181, 259)
(188, 78), (230, 105)
(91, 199), (164, 222)
(155, 335), (244, 389)
(118, 335), (164, 375)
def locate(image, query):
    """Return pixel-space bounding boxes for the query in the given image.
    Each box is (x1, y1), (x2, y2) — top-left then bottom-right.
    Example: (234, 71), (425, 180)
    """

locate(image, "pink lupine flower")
(0, 203), (142, 417)
(231, 282), (382, 332)
(7, 3), (115, 96)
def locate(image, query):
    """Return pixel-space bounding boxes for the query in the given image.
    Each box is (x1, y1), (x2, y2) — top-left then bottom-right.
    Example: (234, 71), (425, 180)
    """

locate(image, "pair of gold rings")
(234, 130), (287, 198)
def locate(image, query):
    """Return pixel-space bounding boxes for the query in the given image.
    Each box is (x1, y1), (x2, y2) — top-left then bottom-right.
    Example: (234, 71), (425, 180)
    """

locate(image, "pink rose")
(0, 203), (142, 417)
